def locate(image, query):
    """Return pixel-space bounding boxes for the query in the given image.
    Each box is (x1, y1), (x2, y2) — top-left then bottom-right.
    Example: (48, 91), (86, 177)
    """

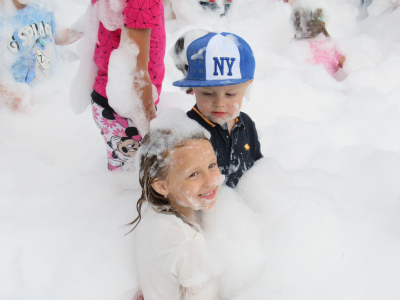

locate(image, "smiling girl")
(129, 110), (223, 300)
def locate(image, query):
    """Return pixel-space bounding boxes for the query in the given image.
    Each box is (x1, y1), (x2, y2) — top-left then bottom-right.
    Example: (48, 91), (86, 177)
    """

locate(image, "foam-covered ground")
(1, 0), (400, 299)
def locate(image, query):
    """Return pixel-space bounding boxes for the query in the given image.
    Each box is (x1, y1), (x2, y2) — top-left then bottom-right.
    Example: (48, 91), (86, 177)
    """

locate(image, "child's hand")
(9, 94), (23, 110)
(0, 83), (32, 110)
(339, 56), (346, 68)
(55, 28), (83, 46)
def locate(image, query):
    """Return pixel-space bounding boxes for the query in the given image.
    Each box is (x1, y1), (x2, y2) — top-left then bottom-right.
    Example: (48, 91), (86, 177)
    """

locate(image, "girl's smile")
(199, 189), (216, 199)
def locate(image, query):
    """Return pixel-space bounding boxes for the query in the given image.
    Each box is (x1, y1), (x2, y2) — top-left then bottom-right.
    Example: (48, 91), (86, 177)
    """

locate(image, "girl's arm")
(123, 27), (157, 124)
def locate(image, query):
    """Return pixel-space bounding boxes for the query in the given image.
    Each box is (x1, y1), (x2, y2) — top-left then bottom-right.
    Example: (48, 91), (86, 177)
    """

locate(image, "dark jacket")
(187, 105), (263, 188)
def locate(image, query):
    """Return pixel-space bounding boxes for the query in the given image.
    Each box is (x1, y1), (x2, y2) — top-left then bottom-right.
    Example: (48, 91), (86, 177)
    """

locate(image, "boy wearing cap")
(173, 32), (262, 188)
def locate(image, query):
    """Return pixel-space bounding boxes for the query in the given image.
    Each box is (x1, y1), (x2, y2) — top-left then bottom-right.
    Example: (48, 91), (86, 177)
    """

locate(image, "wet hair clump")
(291, 7), (329, 40)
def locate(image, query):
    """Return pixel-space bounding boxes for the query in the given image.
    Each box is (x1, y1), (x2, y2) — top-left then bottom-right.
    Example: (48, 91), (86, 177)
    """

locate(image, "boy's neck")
(227, 119), (235, 135)
(13, 0), (27, 10)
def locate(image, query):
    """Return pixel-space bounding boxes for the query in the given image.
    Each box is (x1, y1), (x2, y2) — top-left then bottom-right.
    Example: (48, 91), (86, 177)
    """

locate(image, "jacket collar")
(192, 105), (244, 129)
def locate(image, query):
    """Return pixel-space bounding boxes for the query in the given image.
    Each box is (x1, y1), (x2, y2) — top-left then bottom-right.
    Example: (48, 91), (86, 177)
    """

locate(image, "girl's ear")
(151, 180), (169, 197)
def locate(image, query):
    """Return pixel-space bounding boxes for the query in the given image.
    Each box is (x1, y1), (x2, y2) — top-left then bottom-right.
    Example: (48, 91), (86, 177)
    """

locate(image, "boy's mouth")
(212, 112), (226, 117)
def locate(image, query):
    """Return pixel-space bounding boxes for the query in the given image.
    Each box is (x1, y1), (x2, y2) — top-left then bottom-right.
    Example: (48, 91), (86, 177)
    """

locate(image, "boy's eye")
(209, 163), (217, 169)
(226, 93), (236, 97)
(203, 92), (213, 96)
(189, 172), (198, 178)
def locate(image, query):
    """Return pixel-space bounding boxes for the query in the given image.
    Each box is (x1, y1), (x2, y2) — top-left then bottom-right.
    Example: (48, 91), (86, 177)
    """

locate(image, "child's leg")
(91, 100), (142, 171)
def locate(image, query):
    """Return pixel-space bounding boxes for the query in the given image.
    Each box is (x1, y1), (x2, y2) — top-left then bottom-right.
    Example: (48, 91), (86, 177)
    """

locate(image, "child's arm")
(338, 56), (346, 68)
(171, 239), (217, 299)
(123, 27), (157, 123)
(54, 12), (85, 46)
(253, 120), (263, 160)
(55, 28), (83, 46)
(184, 281), (218, 300)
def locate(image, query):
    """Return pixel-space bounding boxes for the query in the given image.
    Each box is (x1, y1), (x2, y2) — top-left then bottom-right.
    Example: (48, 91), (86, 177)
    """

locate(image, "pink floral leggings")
(91, 100), (142, 170)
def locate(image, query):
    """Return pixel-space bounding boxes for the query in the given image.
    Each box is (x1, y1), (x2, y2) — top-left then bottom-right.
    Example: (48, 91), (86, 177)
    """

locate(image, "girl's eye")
(209, 163), (217, 169)
(226, 93), (236, 97)
(189, 172), (198, 178)
(203, 92), (213, 96)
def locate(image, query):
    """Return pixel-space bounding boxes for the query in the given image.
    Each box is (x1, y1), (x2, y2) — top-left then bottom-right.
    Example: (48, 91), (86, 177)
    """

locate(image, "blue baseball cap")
(173, 32), (255, 87)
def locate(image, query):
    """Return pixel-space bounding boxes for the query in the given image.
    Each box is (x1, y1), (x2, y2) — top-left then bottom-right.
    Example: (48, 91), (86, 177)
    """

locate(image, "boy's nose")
(213, 94), (225, 107)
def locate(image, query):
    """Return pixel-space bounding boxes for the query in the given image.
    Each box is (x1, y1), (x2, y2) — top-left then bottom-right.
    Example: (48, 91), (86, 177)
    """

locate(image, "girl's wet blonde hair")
(291, 7), (329, 40)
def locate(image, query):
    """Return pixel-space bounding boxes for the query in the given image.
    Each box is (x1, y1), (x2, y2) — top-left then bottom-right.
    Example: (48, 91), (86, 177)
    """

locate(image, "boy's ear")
(151, 180), (169, 197)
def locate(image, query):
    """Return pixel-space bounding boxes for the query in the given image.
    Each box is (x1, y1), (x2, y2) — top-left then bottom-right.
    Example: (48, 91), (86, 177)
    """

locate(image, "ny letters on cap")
(173, 32), (255, 87)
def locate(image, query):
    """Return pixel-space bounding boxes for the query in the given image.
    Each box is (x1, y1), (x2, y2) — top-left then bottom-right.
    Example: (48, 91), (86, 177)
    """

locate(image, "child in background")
(282, 0), (297, 7)
(130, 110), (221, 300)
(291, 7), (345, 76)
(90, 0), (166, 170)
(173, 32), (263, 188)
(199, 0), (232, 15)
(0, 0), (82, 110)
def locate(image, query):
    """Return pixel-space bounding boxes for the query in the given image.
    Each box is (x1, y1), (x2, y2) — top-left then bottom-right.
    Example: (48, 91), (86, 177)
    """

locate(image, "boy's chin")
(203, 114), (227, 125)
(205, 114), (237, 127)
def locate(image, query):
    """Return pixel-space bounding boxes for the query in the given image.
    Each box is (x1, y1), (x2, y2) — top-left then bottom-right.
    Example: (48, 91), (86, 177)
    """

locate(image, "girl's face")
(153, 140), (223, 218)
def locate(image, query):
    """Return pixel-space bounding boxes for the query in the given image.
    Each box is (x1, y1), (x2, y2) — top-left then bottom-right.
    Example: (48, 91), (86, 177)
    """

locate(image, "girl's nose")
(204, 171), (218, 187)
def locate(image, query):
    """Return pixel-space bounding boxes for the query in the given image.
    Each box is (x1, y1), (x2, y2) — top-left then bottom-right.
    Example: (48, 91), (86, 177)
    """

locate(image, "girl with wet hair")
(129, 110), (222, 300)
(291, 6), (345, 76)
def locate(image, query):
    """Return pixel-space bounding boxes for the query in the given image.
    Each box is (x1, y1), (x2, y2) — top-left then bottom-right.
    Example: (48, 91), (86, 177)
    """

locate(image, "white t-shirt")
(134, 205), (211, 300)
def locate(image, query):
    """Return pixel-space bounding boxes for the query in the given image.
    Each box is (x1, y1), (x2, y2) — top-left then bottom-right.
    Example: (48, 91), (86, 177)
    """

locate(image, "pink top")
(92, 0), (166, 105)
(307, 40), (343, 76)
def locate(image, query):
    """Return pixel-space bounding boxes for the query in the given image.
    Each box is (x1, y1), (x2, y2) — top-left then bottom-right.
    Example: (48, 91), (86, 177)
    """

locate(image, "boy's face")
(193, 80), (252, 125)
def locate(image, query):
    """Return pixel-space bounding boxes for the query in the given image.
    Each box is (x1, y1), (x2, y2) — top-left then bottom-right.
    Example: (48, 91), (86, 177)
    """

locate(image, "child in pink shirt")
(90, 0), (166, 170)
(291, 7), (345, 76)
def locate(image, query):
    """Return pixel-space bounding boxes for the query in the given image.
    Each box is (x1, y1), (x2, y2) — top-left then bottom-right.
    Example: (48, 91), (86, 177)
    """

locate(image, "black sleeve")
(254, 124), (263, 160)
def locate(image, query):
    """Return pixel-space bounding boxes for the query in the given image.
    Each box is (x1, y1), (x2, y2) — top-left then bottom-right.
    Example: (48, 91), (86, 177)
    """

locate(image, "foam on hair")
(137, 108), (210, 178)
